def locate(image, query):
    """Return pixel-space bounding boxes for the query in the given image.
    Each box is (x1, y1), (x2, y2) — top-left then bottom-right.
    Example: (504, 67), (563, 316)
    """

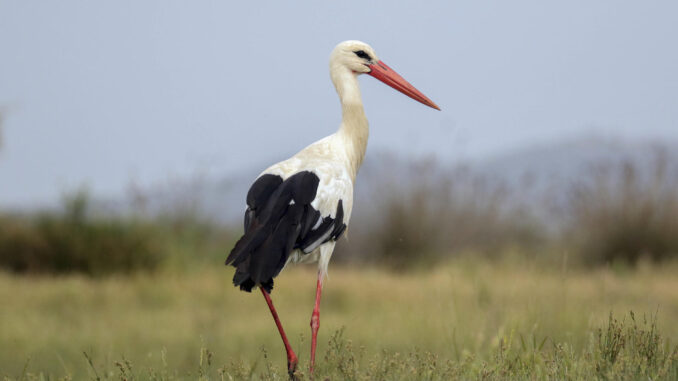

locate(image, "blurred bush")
(567, 153), (678, 265)
(0, 192), (162, 275)
(336, 148), (678, 269)
(3, 146), (677, 275)
(335, 158), (545, 270)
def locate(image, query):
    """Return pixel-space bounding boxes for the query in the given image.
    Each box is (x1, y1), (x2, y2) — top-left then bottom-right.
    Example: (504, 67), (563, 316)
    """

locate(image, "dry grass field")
(1, 257), (677, 380)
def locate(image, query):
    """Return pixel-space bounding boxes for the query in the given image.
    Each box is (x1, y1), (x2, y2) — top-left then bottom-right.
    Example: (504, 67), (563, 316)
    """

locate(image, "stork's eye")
(353, 50), (372, 60)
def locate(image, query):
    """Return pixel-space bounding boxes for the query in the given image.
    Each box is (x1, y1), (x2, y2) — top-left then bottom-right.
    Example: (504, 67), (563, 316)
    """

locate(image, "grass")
(1, 257), (677, 380)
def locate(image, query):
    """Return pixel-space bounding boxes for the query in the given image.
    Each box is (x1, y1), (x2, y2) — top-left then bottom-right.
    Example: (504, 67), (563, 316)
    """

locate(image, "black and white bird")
(225, 40), (439, 376)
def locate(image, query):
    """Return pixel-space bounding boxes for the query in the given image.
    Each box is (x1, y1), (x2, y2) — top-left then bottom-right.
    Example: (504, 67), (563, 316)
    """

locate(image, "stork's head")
(330, 40), (380, 75)
(330, 40), (440, 110)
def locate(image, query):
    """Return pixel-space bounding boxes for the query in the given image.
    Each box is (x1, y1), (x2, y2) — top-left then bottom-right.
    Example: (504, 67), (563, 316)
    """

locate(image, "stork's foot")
(287, 355), (299, 380)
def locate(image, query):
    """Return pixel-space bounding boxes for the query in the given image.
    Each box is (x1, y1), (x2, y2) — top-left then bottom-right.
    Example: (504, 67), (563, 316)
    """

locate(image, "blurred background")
(1, 1), (677, 379)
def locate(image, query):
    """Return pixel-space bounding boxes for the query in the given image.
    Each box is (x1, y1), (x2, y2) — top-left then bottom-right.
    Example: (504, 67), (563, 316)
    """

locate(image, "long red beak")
(367, 60), (440, 111)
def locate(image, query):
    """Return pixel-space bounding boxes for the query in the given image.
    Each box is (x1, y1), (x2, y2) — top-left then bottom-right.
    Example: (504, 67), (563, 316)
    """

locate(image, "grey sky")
(1, 1), (677, 207)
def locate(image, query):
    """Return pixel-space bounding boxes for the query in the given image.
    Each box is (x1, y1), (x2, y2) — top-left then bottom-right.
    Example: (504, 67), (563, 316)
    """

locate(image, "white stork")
(225, 40), (439, 376)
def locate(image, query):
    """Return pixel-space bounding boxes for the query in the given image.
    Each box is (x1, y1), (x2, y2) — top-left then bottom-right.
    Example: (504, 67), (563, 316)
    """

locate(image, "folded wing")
(225, 171), (346, 292)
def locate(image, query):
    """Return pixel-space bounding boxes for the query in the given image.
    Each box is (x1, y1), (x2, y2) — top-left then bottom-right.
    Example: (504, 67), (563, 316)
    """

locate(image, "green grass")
(1, 258), (677, 380)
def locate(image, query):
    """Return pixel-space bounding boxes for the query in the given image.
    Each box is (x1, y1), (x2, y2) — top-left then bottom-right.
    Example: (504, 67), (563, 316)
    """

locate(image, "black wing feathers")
(331, 200), (345, 240)
(246, 174), (282, 209)
(225, 171), (347, 293)
(299, 206), (321, 239)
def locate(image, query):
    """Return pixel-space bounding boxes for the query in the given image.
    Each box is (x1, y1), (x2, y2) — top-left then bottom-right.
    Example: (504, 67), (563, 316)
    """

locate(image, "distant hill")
(476, 135), (678, 188)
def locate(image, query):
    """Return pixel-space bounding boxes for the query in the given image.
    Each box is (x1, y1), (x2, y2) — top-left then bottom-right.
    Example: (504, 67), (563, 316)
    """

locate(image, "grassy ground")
(1, 257), (677, 380)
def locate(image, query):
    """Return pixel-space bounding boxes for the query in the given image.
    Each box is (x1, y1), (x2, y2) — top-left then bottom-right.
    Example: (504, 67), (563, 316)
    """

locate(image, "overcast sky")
(1, 1), (677, 207)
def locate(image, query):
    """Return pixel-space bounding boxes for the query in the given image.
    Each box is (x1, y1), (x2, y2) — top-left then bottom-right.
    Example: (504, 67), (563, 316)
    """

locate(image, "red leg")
(309, 272), (323, 374)
(260, 287), (298, 376)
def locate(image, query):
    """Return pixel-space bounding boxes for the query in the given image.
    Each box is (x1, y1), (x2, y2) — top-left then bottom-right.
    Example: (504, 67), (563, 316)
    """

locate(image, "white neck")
(330, 65), (369, 180)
